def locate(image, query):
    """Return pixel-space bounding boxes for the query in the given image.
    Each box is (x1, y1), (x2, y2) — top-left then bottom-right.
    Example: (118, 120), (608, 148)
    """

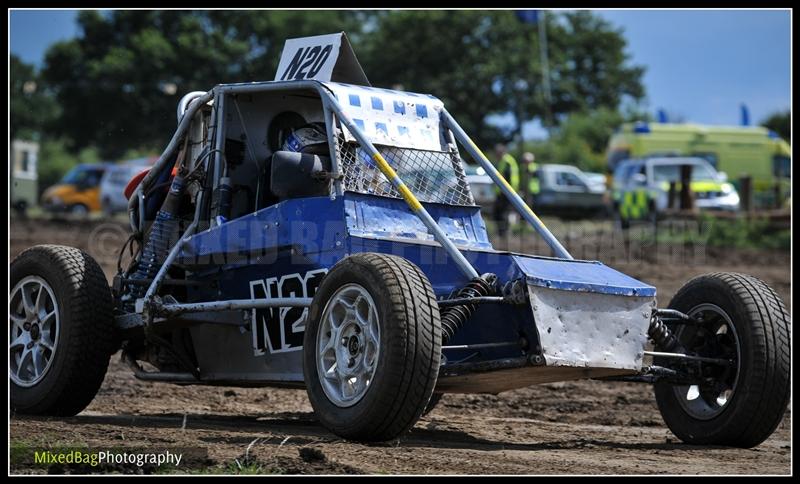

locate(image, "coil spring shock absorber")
(440, 274), (497, 344)
(126, 172), (186, 303)
(648, 313), (681, 352)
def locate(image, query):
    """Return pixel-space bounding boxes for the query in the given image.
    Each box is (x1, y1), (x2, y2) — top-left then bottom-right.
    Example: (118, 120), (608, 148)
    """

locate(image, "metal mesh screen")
(334, 132), (476, 206)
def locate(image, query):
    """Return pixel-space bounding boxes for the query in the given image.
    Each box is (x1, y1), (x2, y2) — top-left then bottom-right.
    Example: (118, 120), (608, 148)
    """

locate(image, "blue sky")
(596, 9), (791, 127)
(10, 9), (792, 138)
(10, 10), (80, 65)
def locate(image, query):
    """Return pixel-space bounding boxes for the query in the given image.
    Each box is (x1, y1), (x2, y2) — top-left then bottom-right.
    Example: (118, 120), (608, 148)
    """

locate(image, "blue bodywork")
(176, 192), (655, 374)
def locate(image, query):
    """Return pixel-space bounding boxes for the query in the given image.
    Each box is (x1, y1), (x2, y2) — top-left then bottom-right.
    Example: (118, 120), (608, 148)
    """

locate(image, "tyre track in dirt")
(9, 217), (791, 474)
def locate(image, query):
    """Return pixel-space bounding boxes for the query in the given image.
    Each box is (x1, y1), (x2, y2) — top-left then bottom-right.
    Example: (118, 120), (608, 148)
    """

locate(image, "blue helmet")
(282, 122), (328, 155)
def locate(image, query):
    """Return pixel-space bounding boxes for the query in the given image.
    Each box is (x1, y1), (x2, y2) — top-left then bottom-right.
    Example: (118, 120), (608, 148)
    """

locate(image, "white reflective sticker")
(275, 33), (341, 82)
(325, 82), (445, 151)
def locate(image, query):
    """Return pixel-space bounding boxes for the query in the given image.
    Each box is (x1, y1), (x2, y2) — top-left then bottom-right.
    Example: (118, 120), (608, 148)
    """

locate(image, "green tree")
(521, 106), (649, 172)
(551, 12), (645, 115)
(361, 11), (644, 149)
(41, 10), (645, 158)
(760, 110), (790, 143)
(42, 10), (363, 159)
(360, 11), (511, 147)
(204, 10), (367, 80)
(10, 54), (58, 141)
(43, 11), (246, 158)
(497, 11), (645, 143)
(11, 55), (62, 203)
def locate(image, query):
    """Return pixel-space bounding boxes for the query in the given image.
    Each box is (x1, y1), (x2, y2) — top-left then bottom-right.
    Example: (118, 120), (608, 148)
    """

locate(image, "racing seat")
(263, 113), (332, 203)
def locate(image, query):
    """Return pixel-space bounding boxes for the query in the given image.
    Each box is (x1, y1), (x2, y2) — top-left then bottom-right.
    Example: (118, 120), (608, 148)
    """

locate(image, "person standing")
(492, 144), (519, 236)
(521, 152), (540, 207)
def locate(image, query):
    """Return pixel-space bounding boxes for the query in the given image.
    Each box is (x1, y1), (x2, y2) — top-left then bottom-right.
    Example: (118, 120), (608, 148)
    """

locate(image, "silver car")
(534, 164), (608, 216)
(99, 161), (151, 215)
(463, 164), (496, 209)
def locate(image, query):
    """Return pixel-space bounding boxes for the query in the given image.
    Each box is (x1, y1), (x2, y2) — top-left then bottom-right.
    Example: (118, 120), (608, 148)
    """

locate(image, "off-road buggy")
(10, 34), (790, 446)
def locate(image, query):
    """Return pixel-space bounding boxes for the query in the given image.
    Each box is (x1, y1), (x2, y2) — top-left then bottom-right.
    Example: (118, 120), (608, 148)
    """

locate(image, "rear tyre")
(654, 272), (790, 447)
(303, 253), (442, 442)
(10, 245), (114, 416)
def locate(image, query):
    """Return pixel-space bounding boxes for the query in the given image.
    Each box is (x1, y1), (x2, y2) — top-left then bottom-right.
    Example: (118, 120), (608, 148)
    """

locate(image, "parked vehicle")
(100, 162), (152, 215)
(582, 171), (608, 189)
(41, 163), (109, 215)
(607, 122), (790, 207)
(534, 164), (609, 217)
(463, 164), (496, 209)
(612, 156), (740, 226)
(11, 140), (39, 214)
(11, 34), (789, 447)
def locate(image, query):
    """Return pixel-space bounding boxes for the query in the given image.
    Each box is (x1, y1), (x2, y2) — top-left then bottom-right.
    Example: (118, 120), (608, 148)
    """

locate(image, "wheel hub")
(347, 335), (360, 355)
(672, 303), (741, 420)
(316, 284), (381, 407)
(9, 276), (60, 387)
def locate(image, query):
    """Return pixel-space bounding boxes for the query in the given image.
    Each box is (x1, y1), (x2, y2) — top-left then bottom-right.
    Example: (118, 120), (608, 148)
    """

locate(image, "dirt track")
(9, 217), (792, 474)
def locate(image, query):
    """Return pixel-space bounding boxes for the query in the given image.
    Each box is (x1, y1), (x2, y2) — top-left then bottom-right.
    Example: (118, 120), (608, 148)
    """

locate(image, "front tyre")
(654, 272), (790, 447)
(303, 253), (442, 442)
(10, 245), (114, 416)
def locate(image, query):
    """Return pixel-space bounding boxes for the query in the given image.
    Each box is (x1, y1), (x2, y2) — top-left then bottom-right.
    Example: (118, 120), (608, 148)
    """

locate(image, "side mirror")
(632, 173), (647, 185)
(718, 171), (728, 181)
